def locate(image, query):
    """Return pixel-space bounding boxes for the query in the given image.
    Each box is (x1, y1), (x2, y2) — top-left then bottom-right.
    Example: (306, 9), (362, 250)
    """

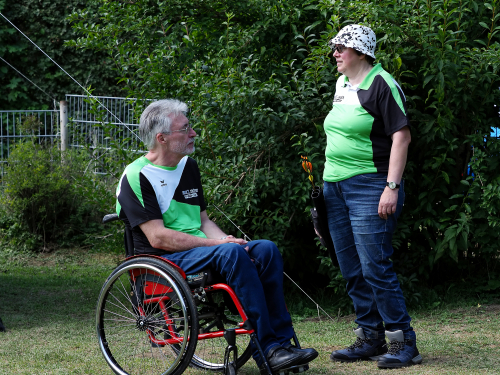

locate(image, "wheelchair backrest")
(102, 213), (135, 258)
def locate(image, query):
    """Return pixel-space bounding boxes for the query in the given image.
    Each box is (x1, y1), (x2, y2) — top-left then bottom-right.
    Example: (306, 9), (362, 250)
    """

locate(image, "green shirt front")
(116, 156), (207, 255)
(323, 64), (410, 182)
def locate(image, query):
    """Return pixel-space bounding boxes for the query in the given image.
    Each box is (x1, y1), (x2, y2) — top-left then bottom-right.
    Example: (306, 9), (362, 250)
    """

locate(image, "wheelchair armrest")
(102, 213), (120, 224)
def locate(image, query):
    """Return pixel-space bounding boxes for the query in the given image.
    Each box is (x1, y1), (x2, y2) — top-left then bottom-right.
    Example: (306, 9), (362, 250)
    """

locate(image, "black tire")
(96, 258), (198, 375)
(188, 290), (252, 371)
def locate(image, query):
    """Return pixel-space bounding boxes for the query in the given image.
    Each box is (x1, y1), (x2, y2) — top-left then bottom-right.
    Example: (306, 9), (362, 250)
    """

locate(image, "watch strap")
(386, 182), (400, 189)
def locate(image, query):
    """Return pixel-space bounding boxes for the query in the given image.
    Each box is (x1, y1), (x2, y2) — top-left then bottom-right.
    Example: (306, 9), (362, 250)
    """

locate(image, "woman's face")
(333, 45), (364, 77)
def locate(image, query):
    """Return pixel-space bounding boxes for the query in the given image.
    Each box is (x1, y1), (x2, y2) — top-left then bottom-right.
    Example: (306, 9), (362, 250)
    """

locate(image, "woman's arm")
(378, 126), (411, 219)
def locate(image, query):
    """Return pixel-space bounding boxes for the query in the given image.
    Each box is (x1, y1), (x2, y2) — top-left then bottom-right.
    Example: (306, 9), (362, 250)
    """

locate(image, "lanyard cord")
(211, 203), (337, 322)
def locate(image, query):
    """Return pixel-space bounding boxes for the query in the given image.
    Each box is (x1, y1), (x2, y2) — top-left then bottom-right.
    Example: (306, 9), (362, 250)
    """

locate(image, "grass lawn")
(0, 248), (499, 374)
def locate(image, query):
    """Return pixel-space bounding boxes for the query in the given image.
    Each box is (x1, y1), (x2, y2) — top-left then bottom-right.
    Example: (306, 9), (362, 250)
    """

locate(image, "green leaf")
(441, 171), (450, 184)
(423, 75), (435, 88)
(449, 194), (463, 199)
(460, 180), (470, 186)
(479, 22), (490, 30)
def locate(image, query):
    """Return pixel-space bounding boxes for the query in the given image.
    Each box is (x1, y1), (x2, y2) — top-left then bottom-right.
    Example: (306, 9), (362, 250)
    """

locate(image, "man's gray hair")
(139, 99), (188, 150)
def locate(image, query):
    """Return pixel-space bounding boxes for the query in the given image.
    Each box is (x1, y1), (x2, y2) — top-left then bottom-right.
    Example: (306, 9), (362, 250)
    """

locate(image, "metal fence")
(66, 94), (142, 151)
(0, 95), (145, 184)
(0, 109), (60, 183)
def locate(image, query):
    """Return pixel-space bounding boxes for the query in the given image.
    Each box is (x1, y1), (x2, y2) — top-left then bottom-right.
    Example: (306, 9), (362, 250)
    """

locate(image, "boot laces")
(348, 337), (371, 350)
(387, 340), (406, 355)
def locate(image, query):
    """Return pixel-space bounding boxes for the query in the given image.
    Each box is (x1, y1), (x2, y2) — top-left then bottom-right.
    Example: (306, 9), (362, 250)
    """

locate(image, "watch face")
(388, 182), (396, 189)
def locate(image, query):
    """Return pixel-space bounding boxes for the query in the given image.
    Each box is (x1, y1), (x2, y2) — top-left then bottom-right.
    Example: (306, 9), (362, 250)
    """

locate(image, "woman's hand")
(378, 187), (399, 219)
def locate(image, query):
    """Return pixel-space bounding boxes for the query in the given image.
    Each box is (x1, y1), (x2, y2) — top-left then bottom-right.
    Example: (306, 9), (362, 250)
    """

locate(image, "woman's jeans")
(324, 173), (412, 339)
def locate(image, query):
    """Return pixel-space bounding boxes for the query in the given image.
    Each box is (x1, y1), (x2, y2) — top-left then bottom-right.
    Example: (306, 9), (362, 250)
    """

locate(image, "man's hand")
(378, 187), (399, 220)
(220, 235), (248, 246)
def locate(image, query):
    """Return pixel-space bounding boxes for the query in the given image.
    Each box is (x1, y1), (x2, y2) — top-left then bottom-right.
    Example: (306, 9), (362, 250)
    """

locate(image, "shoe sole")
(295, 352), (319, 366)
(330, 356), (379, 363)
(377, 354), (423, 369)
(331, 352), (386, 363)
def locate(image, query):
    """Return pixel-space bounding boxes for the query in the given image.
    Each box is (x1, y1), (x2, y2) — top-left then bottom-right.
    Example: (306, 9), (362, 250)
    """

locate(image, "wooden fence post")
(60, 100), (68, 152)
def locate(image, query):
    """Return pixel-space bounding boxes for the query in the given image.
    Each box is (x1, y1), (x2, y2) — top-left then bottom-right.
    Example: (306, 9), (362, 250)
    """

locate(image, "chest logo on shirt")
(333, 95), (344, 103)
(183, 189), (198, 199)
(160, 180), (168, 187)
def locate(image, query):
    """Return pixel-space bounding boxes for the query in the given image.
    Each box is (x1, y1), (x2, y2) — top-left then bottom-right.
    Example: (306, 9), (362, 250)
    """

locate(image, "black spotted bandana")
(328, 24), (376, 59)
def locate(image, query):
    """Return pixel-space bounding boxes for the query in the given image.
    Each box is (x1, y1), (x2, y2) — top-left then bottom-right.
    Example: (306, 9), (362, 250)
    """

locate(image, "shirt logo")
(182, 188), (198, 199)
(333, 95), (344, 103)
(160, 180), (167, 187)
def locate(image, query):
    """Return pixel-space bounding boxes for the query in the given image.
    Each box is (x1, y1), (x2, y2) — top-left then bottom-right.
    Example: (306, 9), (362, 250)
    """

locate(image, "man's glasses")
(164, 125), (194, 135)
(333, 45), (348, 54)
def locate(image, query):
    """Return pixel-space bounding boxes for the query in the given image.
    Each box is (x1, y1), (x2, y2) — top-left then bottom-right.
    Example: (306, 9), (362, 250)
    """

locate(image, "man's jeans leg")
(162, 240), (293, 364)
(324, 174), (411, 335)
(246, 240), (294, 364)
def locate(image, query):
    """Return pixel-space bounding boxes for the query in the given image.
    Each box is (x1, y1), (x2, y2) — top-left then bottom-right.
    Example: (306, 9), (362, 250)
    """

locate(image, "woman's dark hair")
(354, 49), (375, 65)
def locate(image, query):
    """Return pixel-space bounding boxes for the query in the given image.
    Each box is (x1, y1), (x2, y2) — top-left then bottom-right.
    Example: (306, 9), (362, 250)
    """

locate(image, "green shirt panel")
(162, 200), (207, 239)
(323, 104), (378, 182)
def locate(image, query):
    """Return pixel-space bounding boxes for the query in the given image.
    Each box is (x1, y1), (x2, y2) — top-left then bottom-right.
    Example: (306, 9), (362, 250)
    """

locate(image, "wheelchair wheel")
(189, 290), (252, 371)
(96, 258), (198, 375)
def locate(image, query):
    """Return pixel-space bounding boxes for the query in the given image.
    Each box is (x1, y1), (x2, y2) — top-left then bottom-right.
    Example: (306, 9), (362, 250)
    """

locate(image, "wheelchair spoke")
(96, 259), (197, 375)
(102, 301), (135, 321)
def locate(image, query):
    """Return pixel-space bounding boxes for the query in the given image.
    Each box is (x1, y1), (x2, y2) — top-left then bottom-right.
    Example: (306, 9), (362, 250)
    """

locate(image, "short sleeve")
(377, 76), (410, 135)
(117, 172), (163, 228)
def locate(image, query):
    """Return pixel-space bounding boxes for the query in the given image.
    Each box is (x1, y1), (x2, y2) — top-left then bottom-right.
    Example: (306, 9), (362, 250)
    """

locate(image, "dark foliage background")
(0, 0), (122, 109)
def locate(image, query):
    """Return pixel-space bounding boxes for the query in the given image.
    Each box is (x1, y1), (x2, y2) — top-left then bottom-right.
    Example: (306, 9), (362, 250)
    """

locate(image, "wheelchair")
(97, 214), (309, 375)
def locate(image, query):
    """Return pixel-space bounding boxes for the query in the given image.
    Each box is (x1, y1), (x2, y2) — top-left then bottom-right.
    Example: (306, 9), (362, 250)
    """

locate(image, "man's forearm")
(157, 230), (223, 252)
(139, 219), (246, 253)
(200, 219), (227, 239)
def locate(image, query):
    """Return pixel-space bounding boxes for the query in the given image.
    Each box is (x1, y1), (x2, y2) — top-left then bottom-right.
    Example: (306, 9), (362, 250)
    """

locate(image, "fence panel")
(0, 110), (59, 183)
(1, 95), (147, 183)
(66, 94), (142, 152)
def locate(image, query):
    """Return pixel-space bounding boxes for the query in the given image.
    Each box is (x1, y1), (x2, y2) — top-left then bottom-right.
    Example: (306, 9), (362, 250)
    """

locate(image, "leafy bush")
(0, 140), (113, 250)
(66, 0), (500, 295)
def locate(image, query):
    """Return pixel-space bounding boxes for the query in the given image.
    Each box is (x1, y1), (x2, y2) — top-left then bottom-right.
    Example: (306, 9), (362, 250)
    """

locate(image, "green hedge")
(63, 0), (500, 304)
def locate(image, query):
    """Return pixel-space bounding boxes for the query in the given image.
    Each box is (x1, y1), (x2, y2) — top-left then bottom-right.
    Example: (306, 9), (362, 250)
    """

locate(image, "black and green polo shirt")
(323, 64), (410, 182)
(116, 156), (207, 255)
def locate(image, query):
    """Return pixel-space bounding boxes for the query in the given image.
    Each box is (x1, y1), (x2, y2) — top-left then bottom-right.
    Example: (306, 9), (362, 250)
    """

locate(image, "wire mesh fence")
(0, 95), (149, 184)
(0, 109), (59, 184)
(65, 94), (143, 152)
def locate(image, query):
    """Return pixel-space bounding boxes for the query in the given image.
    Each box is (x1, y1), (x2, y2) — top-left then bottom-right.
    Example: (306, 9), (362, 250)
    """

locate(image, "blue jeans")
(324, 174), (412, 338)
(162, 240), (294, 365)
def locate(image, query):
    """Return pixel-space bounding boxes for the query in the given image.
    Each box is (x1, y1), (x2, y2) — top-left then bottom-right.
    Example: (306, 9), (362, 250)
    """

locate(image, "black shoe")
(259, 346), (304, 374)
(283, 344), (318, 365)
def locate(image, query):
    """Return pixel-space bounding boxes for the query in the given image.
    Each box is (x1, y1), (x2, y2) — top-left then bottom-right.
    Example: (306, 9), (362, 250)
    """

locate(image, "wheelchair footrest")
(275, 363), (309, 375)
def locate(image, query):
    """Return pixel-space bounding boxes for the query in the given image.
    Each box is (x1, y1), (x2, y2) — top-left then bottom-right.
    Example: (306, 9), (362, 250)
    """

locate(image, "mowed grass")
(0, 248), (499, 374)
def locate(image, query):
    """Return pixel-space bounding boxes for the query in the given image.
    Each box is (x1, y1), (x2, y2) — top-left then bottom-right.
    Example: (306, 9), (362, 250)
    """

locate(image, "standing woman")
(323, 25), (422, 369)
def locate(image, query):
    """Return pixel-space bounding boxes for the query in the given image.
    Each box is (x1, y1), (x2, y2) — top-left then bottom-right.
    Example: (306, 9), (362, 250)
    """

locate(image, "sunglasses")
(333, 45), (348, 54)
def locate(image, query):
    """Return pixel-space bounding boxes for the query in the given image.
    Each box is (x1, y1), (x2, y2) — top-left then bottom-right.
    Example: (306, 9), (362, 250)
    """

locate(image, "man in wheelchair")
(116, 99), (318, 374)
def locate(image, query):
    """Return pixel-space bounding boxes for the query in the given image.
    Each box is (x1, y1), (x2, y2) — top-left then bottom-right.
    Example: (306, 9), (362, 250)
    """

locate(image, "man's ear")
(156, 132), (167, 145)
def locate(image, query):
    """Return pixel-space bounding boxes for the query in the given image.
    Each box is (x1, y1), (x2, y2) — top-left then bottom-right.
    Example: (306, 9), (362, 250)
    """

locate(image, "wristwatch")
(386, 182), (400, 190)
